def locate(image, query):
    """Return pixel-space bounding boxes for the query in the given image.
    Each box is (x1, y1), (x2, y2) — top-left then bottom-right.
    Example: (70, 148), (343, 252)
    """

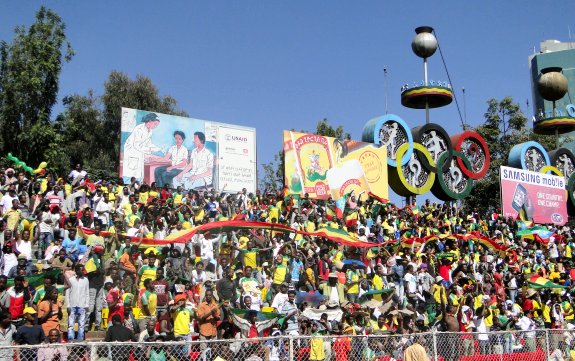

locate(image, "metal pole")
(289, 335), (294, 361)
(384, 66), (388, 114)
(556, 127), (559, 149)
(432, 329), (438, 361)
(545, 329), (551, 361)
(424, 57), (430, 123)
(462, 87), (467, 128)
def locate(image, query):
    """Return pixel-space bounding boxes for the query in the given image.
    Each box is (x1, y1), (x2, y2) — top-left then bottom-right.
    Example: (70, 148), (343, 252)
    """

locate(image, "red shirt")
(439, 264), (451, 282)
(151, 279), (170, 307)
(106, 287), (124, 322)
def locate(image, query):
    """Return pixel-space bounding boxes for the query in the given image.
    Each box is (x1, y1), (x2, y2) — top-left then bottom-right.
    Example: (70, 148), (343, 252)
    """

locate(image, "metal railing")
(1, 329), (574, 361)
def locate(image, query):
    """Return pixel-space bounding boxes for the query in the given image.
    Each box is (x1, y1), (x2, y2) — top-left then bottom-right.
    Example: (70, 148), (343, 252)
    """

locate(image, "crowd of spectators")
(0, 164), (573, 361)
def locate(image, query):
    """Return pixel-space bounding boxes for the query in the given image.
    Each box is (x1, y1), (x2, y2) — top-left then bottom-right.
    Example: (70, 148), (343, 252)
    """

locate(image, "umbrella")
(295, 291), (327, 307)
(342, 259), (367, 268)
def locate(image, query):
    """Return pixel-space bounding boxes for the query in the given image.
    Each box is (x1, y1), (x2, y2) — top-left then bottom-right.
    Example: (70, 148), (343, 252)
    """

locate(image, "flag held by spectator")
(527, 276), (566, 289)
(335, 191), (353, 219)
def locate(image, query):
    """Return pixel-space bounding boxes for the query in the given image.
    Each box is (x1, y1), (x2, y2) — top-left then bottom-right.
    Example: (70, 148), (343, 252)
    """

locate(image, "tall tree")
(100, 71), (188, 171)
(258, 119), (349, 192)
(56, 72), (188, 177)
(0, 7), (73, 166)
(464, 97), (555, 213)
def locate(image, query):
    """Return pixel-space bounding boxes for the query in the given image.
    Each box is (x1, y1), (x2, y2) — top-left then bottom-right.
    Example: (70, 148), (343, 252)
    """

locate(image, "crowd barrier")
(1, 329), (573, 361)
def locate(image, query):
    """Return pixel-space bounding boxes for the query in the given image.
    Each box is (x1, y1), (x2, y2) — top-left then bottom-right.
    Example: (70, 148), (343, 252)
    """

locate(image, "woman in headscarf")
(403, 343), (429, 361)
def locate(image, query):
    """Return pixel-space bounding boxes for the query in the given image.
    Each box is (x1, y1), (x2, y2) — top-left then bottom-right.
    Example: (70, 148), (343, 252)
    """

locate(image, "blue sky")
(1, 1), (574, 202)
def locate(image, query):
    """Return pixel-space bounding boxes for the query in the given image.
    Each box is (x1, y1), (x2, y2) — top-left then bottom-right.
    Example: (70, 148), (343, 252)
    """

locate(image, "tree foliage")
(258, 118), (349, 192)
(0, 6), (74, 167)
(464, 97), (557, 213)
(56, 72), (188, 178)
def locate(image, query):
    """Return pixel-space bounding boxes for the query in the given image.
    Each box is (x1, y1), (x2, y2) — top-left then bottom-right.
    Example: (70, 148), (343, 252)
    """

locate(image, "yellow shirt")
(310, 335), (325, 361)
(242, 249), (258, 269)
(370, 320), (388, 332)
(238, 236), (249, 249)
(138, 192), (149, 204)
(433, 284), (447, 305)
(564, 301), (574, 320)
(543, 304), (551, 323)
(272, 264), (288, 285)
(533, 300), (541, 318)
(372, 274), (384, 301)
(305, 221), (316, 233)
(173, 307), (192, 336)
(346, 271), (359, 294)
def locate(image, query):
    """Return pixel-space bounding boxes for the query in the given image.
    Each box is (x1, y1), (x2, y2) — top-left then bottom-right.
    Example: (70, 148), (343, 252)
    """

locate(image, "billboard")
(500, 166), (567, 225)
(283, 130), (388, 201)
(120, 108), (256, 193)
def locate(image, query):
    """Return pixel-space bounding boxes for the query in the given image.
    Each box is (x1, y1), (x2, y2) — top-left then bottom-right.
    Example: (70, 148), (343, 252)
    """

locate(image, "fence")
(1, 329), (574, 361)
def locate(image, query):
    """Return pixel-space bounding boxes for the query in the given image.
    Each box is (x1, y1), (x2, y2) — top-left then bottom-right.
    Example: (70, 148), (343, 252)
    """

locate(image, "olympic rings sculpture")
(362, 114), (490, 201)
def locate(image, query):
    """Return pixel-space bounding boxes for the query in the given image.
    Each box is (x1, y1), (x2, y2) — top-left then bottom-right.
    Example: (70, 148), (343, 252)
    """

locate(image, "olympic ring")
(450, 130), (490, 180)
(389, 142), (436, 196)
(539, 165), (563, 177)
(431, 150), (475, 201)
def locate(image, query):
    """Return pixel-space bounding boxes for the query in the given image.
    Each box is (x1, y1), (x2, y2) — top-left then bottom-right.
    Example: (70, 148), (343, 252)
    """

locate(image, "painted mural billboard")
(120, 108), (256, 193)
(283, 130), (388, 201)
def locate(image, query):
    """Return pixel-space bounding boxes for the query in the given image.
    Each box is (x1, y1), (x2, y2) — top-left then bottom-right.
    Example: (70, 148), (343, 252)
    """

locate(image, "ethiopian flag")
(335, 192), (353, 219)
(410, 205), (420, 217)
(516, 226), (551, 237)
(310, 226), (374, 247)
(527, 276), (566, 289)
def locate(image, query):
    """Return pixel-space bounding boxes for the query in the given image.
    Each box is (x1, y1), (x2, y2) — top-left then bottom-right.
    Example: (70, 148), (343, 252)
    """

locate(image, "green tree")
(464, 97), (556, 213)
(258, 119), (349, 192)
(56, 72), (188, 177)
(100, 71), (188, 169)
(0, 7), (73, 167)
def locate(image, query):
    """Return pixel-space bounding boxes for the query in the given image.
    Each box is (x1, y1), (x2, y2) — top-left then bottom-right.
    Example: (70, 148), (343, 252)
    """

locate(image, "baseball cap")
(23, 307), (36, 315)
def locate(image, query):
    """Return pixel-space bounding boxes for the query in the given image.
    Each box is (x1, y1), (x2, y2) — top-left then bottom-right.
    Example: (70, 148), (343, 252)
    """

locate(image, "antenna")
(383, 66), (389, 114)
(462, 87), (467, 127)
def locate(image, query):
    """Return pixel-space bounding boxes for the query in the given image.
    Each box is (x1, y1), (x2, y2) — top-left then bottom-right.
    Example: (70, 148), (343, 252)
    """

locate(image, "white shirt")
(67, 275), (90, 308)
(329, 286), (340, 305)
(168, 145), (189, 167)
(271, 292), (289, 310)
(404, 273), (417, 293)
(0, 194), (17, 214)
(15, 240), (32, 260)
(517, 316), (537, 338)
(39, 212), (60, 233)
(473, 316), (488, 340)
(95, 200), (111, 225)
(189, 146), (214, 183)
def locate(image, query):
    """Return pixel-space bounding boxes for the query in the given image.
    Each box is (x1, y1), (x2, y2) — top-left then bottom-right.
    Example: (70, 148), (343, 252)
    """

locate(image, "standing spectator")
(105, 314), (135, 361)
(64, 265), (89, 341)
(37, 203), (60, 259)
(37, 286), (62, 337)
(151, 268), (170, 313)
(196, 289), (220, 345)
(172, 294), (192, 356)
(7, 275), (29, 324)
(136, 278), (157, 331)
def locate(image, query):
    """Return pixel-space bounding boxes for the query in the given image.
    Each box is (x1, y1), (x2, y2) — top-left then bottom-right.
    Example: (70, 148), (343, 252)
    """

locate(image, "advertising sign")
(120, 108), (256, 193)
(283, 130), (388, 201)
(500, 166), (567, 225)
